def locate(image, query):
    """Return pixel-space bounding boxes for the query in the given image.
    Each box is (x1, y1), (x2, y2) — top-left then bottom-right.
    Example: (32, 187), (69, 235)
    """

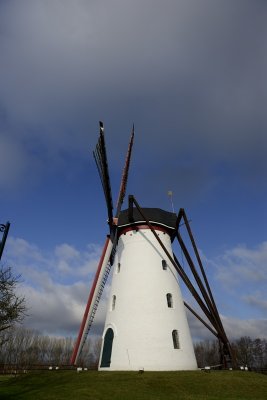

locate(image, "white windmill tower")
(99, 204), (197, 370)
(71, 123), (236, 370)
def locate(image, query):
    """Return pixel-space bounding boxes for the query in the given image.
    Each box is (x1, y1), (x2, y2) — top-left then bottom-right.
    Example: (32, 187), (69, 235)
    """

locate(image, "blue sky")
(0, 0), (266, 341)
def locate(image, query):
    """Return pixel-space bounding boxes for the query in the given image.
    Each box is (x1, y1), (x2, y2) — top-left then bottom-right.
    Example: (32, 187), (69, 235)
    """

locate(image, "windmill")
(71, 122), (236, 370)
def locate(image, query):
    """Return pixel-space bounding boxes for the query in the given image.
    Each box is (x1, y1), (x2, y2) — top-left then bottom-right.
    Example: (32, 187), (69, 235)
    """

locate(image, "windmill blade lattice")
(93, 122), (114, 228)
(71, 123), (134, 365)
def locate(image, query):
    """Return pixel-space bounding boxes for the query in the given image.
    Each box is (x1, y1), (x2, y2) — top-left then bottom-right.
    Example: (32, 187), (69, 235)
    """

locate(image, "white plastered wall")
(99, 227), (197, 371)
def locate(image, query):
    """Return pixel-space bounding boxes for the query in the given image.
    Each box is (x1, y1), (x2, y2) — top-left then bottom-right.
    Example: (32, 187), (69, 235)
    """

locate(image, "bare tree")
(0, 265), (26, 337)
(233, 336), (254, 367)
(194, 339), (221, 368)
(194, 337), (267, 370)
(252, 338), (267, 369)
(91, 337), (102, 369)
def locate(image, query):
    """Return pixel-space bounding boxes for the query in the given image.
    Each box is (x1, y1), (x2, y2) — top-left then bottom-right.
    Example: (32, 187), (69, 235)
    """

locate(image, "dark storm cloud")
(0, 0), (266, 194)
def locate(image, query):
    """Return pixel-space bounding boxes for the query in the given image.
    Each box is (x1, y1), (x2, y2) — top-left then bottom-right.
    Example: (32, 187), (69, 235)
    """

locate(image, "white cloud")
(210, 242), (267, 304)
(210, 242), (267, 337)
(17, 280), (109, 336)
(4, 236), (267, 340)
(55, 243), (80, 260)
(177, 241), (267, 341)
(187, 309), (267, 342)
(243, 295), (267, 312)
(222, 316), (267, 340)
(6, 237), (103, 281)
(7, 237), (46, 263)
(5, 236), (110, 336)
(54, 244), (81, 274)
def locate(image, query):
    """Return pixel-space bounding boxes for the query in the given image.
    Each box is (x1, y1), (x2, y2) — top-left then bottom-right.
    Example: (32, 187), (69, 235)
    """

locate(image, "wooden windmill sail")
(71, 123), (235, 370)
(70, 122), (134, 366)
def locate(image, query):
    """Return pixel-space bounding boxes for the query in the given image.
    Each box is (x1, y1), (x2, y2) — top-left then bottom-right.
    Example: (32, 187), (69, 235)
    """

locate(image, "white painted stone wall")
(99, 227), (197, 371)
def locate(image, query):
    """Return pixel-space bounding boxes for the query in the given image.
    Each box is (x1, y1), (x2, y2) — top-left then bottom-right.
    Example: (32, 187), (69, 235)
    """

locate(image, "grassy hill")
(0, 370), (266, 400)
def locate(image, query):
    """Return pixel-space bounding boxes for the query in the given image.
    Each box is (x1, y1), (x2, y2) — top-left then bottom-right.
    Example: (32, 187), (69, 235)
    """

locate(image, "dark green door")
(100, 328), (114, 368)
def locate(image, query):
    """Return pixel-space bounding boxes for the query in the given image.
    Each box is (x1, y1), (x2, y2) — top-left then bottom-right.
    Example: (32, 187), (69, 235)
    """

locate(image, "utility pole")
(0, 221), (10, 260)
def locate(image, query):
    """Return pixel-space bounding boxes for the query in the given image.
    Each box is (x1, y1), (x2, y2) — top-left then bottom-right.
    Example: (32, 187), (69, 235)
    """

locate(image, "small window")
(111, 295), (116, 310)
(172, 330), (180, 349)
(117, 263), (121, 273)
(166, 293), (173, 308)
(162, 260), (167, 270)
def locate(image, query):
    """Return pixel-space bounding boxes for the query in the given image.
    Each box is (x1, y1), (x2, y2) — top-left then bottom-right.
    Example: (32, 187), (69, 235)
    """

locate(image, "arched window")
(166, 293), (173, 308)
(172, 330), (180, 349)
(117, 263), (121, 273)
(100, 328), (114, 368)
(111, 295), (116, 310)
(162, 260), (167, 270)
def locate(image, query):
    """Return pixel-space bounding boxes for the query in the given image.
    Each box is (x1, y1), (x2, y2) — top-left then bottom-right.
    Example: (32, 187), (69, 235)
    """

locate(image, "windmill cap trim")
(118, 207), (177, 230)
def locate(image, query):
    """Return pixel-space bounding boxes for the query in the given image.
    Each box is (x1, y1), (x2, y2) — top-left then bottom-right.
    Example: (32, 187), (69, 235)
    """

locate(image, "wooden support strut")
(177, 208), (236, 367)
(179, 209), (227, 340)
(176, 232), (227, 342)
(129, 196), (236, 368)
(172, 253), (220, 331)
(183, 301), (219, 338)
(129, 196), (218, 332)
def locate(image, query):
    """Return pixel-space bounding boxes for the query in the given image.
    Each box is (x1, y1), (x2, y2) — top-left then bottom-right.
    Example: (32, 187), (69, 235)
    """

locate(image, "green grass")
(0, 370), (266, 400)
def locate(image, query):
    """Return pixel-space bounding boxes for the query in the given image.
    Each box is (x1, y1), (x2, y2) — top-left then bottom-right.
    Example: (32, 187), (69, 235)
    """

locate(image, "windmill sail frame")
(71, 123), (135, 365)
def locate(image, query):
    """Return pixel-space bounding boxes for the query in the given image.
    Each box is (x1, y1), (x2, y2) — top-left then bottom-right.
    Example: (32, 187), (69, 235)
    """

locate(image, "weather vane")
(168, 190), (174, 213)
